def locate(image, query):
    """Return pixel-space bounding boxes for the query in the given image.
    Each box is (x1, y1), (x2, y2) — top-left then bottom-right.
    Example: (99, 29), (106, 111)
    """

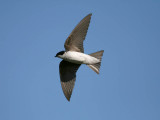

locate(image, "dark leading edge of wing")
(59, 60), (81, 101)
(64, 13), (92, 53)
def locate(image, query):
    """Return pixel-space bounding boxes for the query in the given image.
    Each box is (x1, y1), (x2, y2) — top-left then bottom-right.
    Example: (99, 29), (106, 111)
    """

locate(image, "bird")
(55, 13), (104, 101)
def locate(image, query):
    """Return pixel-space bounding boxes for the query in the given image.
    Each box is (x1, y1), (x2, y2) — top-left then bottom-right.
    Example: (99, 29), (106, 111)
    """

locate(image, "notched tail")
(87, 50), (104, 74)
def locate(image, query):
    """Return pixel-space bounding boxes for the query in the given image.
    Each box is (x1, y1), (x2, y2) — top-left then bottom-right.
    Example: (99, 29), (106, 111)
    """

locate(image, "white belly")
(62, 51), (100, 64)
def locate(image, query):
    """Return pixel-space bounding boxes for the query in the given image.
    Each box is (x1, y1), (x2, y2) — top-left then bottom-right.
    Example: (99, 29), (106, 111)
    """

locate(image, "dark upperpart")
(55, 51), (65, 57)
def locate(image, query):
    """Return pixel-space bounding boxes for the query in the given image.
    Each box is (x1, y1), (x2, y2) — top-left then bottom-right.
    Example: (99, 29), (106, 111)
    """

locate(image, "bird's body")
(55, 13), (104, 101)
(59, 51), (100, 64)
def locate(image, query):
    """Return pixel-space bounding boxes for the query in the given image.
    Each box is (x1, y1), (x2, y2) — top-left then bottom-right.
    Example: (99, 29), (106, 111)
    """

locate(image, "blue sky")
(0, 0), (160, 120)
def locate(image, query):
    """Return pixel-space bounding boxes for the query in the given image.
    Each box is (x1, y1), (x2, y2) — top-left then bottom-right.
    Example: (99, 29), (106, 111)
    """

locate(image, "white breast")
(62, 51), (100, 64)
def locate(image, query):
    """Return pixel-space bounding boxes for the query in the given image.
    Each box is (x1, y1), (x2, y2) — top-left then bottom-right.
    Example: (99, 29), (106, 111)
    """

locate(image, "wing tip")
(65, 94), (71, 101)
(88, 13), (92, 16)
(66, 97), (71, 101)
(87, 13), (92, 18)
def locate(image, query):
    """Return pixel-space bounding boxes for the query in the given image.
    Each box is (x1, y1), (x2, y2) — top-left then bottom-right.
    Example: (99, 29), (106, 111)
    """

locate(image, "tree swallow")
(55, 13), (104, 101)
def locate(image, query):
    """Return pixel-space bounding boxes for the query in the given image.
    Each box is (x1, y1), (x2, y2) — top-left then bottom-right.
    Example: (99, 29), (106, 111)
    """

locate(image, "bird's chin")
(55, 56), (62, 59)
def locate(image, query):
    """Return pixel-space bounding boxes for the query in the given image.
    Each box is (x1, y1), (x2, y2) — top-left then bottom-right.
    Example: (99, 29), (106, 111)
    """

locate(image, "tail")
(87, 50), (104, 74)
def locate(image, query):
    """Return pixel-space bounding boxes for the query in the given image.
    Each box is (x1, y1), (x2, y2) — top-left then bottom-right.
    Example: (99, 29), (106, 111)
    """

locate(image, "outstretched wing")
(64, 13), (92, 53)
(59, 60), (81, 101)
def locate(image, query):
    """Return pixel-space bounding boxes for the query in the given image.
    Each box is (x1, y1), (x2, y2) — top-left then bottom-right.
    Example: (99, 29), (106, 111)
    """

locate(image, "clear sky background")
(0, 0), (160, 120)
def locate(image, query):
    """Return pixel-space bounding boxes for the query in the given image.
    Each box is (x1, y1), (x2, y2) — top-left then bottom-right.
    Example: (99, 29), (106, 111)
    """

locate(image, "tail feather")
(87, 50), (104, 74)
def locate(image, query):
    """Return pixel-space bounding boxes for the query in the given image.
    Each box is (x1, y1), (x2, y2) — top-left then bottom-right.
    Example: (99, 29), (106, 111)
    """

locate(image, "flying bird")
(55, 13), (104, 101)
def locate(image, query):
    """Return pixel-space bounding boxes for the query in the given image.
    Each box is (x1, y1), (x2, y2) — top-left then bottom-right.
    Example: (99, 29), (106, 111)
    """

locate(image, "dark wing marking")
(64, 13), (92, 53)
(59, 60), (81, 101)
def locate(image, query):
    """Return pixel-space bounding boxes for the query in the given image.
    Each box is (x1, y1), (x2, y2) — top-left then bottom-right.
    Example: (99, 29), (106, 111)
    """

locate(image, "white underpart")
(59, 51), (100, 64)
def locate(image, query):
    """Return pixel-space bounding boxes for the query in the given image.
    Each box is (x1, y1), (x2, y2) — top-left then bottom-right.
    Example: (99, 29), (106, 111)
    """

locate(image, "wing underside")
(59, 60), (81, 101)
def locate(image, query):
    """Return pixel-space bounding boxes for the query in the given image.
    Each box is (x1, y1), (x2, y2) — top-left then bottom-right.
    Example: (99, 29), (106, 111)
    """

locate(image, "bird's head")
(55, 51), (65, 58)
